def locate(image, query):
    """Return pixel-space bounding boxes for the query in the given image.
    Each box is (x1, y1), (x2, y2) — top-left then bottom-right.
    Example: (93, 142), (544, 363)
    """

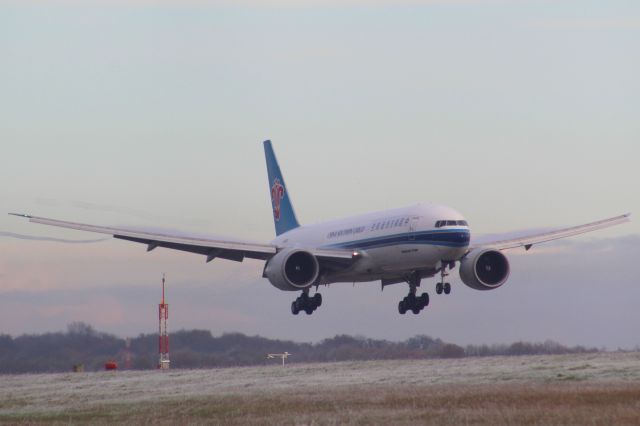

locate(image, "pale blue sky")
(1, 0), (638, 347)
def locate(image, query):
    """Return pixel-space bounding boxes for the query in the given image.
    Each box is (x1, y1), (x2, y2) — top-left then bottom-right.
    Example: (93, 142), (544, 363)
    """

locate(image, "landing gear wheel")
(444, 283), (451, 295)
(436, 282), (443, 295)
(291, 291), (324, 316)
(399, 271), (429, 315)
(419, 293), (429, 308)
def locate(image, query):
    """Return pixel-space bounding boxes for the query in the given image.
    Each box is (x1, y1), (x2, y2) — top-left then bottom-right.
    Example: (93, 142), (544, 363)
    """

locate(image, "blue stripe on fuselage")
(322, 229), (470, 250)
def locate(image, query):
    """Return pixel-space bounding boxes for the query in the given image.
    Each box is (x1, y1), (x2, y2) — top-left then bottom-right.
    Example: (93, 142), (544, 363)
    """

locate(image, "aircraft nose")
(443, 229), (470, 259)
(458, 229), (471, 245)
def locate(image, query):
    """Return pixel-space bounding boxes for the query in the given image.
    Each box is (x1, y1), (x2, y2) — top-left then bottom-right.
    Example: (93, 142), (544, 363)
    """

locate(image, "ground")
(1, 352), (640, 425)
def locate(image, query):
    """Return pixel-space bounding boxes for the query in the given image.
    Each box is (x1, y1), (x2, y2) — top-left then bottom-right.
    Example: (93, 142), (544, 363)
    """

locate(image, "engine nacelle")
(459, 249), (510, 291)
(264, 248), (320, 291)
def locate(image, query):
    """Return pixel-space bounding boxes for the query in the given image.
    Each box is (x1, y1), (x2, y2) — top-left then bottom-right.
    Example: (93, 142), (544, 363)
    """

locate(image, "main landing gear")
(398, 292), (429, 315)
(398, 272), (429, 315)
(291, 290), (322, 315)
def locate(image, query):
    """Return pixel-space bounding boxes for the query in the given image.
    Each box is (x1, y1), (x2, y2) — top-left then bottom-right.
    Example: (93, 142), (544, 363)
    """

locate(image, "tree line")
(0, 322), (599, 373)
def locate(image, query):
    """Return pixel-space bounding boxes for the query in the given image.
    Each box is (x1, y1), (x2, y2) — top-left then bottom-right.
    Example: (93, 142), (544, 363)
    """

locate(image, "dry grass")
(1, 352), (640, 425)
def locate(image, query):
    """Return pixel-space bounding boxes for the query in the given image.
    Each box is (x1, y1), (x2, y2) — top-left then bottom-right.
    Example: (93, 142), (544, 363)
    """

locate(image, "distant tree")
(439, 344), (465, 358)
(507, 342), (532, 356)
(67, 322), (96, 336)
(0, 323), (603, 373)
(406, 335), (438, 350)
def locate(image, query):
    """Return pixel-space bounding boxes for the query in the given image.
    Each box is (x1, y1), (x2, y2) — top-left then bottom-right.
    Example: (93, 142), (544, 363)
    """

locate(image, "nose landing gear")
(436, 262), (453, 295)
(436, 282), (451, 295)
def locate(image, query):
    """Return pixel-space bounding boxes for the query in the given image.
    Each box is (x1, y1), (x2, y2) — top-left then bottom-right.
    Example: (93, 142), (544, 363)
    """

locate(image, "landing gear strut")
(398, 272), (429, 315)
(436, 262), (452, 295)
(291, 290), (322, 315)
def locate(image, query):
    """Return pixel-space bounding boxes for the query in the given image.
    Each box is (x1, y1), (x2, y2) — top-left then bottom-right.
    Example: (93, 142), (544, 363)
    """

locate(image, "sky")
(1, 0), (639, 349)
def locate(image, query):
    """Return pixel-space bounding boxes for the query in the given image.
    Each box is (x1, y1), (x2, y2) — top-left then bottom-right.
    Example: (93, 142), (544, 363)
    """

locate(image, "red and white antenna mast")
(158, 273), (170, 370)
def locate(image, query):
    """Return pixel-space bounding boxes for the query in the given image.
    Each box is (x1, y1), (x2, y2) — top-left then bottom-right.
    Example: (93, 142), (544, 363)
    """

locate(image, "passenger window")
(435, 221), (441, 228)
(446, 220), (455, 226)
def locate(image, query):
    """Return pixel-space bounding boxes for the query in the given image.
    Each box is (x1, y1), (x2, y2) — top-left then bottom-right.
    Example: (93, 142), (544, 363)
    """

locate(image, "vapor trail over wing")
(0, 231), (107, 244)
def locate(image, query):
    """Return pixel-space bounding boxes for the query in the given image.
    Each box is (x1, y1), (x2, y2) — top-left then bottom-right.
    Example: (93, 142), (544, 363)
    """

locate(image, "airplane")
(10, 140), (631, 316)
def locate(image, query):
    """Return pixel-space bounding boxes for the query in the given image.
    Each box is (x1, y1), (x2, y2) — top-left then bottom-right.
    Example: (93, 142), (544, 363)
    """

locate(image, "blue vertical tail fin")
(263, 140), (300, 236)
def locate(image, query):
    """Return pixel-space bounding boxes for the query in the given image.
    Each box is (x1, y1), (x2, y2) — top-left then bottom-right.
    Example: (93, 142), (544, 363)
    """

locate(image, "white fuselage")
(271, 203), (471, 284)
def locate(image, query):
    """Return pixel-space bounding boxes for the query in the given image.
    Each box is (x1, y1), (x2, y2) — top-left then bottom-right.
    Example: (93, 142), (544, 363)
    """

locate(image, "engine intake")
(264, 249), (320, 291)
(459, 249), (510, 291)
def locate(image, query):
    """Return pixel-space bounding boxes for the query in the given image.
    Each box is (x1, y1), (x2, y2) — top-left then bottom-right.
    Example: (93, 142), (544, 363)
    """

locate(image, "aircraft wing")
(469, 213), (631, 251)
(9, 213), (356, 263)
(9, 213), (277, 261)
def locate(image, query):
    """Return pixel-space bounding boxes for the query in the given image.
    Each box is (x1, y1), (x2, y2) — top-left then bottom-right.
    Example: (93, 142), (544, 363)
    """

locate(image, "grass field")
(1, 352), (639, 425)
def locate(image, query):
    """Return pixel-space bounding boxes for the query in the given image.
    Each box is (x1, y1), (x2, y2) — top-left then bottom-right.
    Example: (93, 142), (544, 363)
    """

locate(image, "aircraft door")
(408, 216), (420, 241)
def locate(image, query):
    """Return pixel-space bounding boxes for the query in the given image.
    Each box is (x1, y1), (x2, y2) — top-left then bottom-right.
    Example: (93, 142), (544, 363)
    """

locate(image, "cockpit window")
(435, 219), (468, 228)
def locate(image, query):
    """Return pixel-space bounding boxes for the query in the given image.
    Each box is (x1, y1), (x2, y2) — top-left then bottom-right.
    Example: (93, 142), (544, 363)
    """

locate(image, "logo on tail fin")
(270, 178), (285, 221)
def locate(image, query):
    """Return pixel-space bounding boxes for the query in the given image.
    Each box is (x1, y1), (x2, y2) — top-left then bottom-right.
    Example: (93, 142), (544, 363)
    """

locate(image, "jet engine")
(459, 249), (510, 290)
(264, 248), (320, 291)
